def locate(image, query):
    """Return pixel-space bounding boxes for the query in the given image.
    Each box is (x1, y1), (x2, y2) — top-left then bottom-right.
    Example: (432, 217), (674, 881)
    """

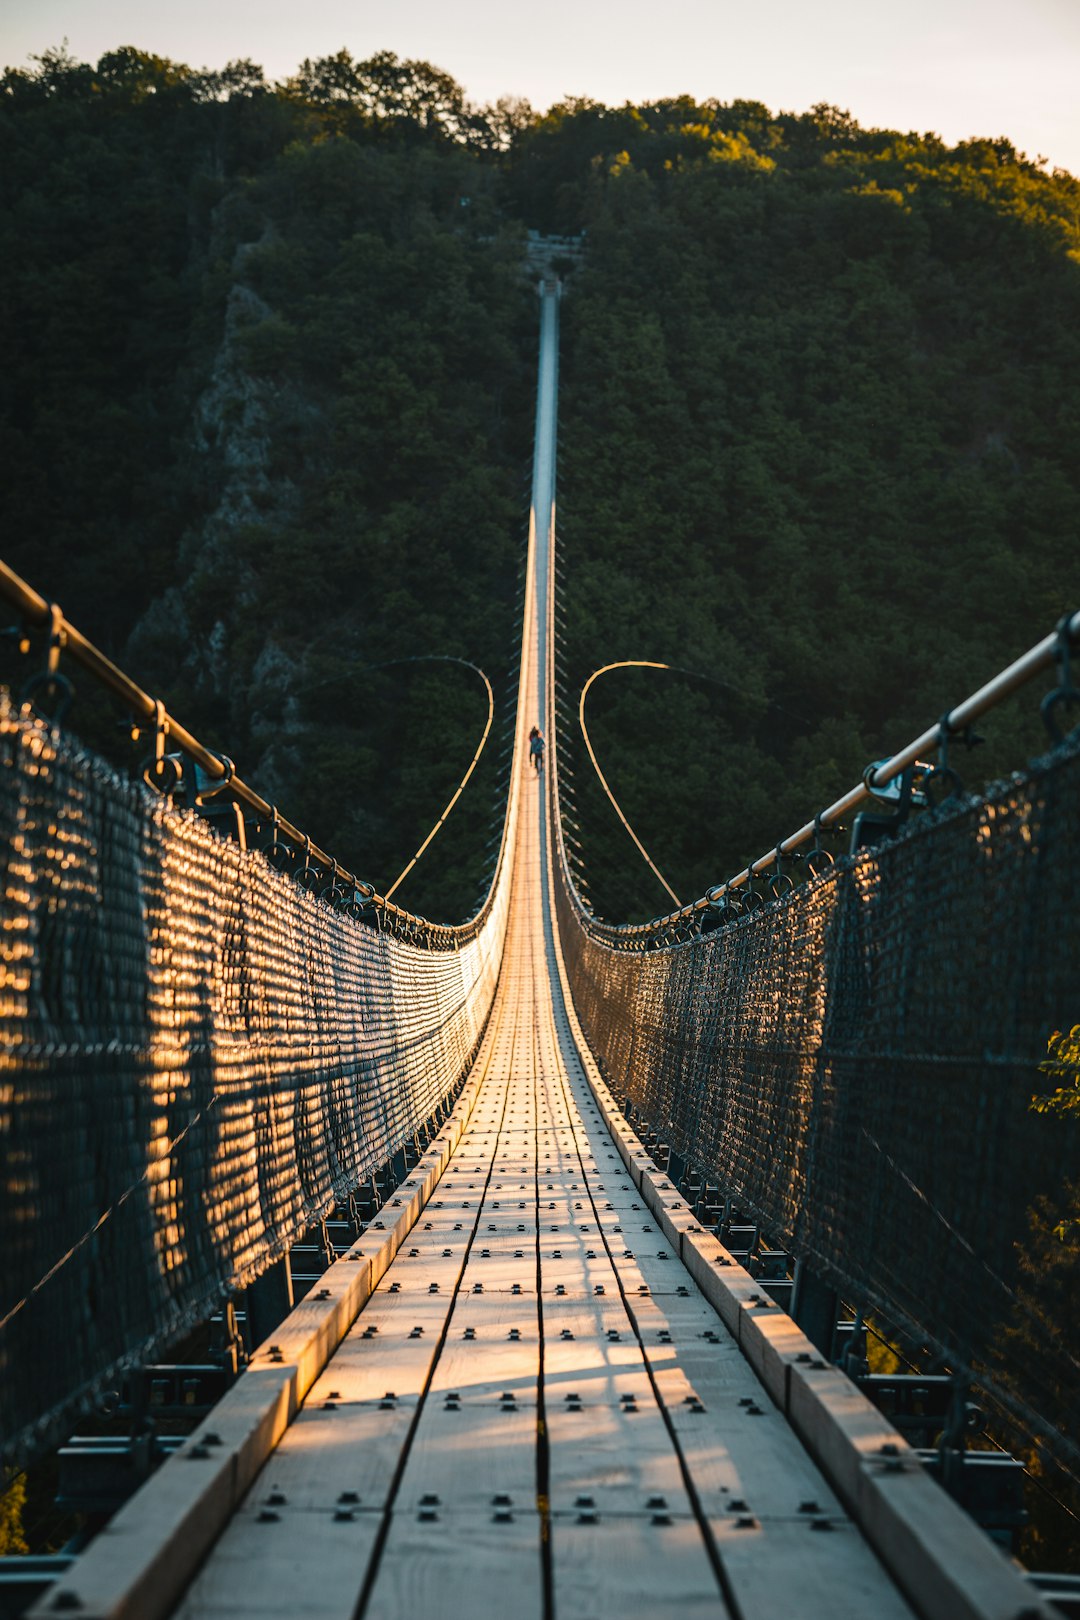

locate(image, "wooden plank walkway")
(172, 723), (916, 1620)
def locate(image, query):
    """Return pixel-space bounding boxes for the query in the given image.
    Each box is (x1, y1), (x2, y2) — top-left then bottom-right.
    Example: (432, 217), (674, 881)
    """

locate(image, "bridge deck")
(30, 283), (1046, 1620)
(153, 280), (917, 1620)
(168, 726), (914, 1619)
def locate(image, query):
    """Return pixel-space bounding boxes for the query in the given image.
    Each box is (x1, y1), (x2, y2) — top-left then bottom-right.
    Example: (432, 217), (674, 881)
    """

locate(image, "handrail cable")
(574, 608), (1080, 940)
(0, 558), (501, 941)
(577, 661), (681, 907)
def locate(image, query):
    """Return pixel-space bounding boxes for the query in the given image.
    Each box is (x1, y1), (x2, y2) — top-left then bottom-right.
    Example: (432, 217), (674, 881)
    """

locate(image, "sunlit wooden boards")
(156, 758), (915, 1620)
(162, 751), (931, 1620)
(363, 1157), (545, 1617)
(537, 819), (1054, 1620)
(526, 1015), (914, 1620)
(537, 1075), (914, 1620)
(174, 1034), (541, 1617)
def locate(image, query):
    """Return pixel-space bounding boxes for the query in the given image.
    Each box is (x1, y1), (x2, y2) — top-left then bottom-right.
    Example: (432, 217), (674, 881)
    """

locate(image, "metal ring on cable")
(768, 847), (795, 899)
(707, 885), (741, 924)
(141, 700), (183, 794)
(319, 874), (350, 908)
(711, 892), (741, 924)
(1041, 610), (1080, 744)
(22, 668), (74, 727)
(262, 807), (294, 872)
(353, 884), (379, 923)
(293, 834), (321, 892)
(921, 713), (965, 807)
(21, 602), (75, 726)
(806, 813), (835, 876)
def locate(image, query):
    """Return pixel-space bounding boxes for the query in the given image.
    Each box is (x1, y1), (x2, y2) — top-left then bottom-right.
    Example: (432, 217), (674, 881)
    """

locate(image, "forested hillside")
(0, 47), (535, 919)
(3, 48), (1080, 921)
(541, 101), (1080, 916)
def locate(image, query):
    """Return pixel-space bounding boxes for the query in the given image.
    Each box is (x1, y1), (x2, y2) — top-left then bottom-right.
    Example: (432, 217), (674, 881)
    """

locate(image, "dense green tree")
(541, 99), (1080, 917)
(3, 55), (1080, 924)
(0, 44), (533, 917)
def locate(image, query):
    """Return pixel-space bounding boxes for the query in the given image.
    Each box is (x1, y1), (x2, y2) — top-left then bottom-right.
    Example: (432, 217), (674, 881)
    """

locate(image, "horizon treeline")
(2, 44), (1080, 926)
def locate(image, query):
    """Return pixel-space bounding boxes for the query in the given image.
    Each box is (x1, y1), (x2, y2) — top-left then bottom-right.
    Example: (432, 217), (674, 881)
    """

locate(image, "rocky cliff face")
(126, 237), (312, 802)
(114, 189), (529, 914)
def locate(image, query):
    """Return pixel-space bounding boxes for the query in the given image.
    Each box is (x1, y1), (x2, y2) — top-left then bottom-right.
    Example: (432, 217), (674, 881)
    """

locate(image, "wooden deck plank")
(358, 1021), (545, 1616)
(549, 1513), (727, 1620)
(538, 1068), (920, 1620)
(174, 1511), (383, 1619)
(533, 1058), (729, 1615)
(364, 1512), (544, 1620)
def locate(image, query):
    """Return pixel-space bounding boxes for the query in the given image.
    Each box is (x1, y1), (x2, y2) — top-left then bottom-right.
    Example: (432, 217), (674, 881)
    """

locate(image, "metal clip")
(1041, 610), (1080, 744)
(262, 808), (294, 871)
(768, 846), (796, 898)
(861, 757), (902, 807)
(293, 835), (321, 892)
(141, 700), (183, 793)
(806, 813), (834, 876)
(740, 872), (766, 913)
(21, 602), (74, 725)
(921, 713), (965, 806)
(319, 873), (350, 908)
(193, 753), (235, 804)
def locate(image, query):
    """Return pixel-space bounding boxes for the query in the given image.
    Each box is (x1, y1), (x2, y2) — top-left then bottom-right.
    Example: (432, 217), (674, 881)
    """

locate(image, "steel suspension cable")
(571, 609), (1080, 940)
(573, 656), (805, 910)
(578, 660), (681, 908)
(374, 655), (495, 901)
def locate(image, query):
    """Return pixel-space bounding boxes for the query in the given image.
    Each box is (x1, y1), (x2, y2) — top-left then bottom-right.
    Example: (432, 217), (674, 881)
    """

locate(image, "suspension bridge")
(1, 281), (1078, 1619)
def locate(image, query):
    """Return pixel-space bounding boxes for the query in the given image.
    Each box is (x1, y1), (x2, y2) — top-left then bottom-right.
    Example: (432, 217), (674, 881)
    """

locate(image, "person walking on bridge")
(529, 726), (545, 774)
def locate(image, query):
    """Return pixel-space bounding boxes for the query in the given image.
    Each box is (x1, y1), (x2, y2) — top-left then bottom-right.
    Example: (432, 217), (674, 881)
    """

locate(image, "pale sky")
(3, 0), (1080, 175)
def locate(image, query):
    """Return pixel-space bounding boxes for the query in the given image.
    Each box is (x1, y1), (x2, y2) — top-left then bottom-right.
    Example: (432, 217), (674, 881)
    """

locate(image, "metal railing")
(0, 558), (511, 947)
(555, 607), (1080, 945)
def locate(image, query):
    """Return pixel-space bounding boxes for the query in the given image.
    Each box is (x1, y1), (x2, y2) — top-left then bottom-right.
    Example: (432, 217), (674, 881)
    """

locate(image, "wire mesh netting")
(553, 731), (1080, 1482)
(0, 695), (511, 1463)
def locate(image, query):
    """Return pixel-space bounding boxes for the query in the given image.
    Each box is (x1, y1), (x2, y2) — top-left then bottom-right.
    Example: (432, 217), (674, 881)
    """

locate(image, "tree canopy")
(3, 47), (1079, 922)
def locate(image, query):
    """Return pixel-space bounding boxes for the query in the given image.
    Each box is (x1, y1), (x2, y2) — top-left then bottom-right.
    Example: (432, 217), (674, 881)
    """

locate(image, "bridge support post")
(791, 1258), (838, 1360)
(245, 1254), (294, 1350)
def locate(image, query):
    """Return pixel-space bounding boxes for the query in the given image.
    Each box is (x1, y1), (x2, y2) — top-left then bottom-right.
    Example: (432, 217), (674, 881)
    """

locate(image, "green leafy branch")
(1031, 1025), (1080, 1125)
